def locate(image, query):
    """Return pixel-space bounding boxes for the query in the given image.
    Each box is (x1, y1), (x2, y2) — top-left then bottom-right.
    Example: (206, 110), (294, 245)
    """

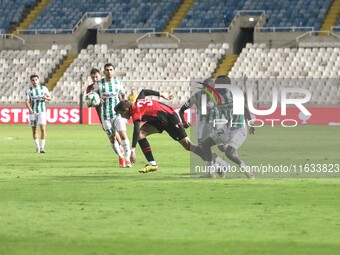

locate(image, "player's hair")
(114, 100), (131, 112)
(215, 75), (231, 84)
(104, 63), (115, 70)
(90, 68), (100, 75)
(203, 77), (214, 87)
(215, 75), (231, 94)
(30, 74), (39, 80)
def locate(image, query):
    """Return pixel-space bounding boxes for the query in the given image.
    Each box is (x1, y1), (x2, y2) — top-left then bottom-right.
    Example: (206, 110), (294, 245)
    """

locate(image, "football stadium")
(1, 0), (340, 254)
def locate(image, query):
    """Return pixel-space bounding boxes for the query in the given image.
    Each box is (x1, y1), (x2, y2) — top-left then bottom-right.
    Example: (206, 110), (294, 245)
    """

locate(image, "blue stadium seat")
(28, 0), (181, 32)
(179, 0), (333, 30)
(0, 0), (33, 32)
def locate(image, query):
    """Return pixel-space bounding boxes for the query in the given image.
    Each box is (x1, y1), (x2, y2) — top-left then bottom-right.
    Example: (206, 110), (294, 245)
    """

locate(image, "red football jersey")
(131, 98), (174, 122)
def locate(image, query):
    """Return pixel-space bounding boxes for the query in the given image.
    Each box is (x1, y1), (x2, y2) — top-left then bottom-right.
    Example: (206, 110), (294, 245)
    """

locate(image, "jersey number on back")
(136, 99), (153, 107)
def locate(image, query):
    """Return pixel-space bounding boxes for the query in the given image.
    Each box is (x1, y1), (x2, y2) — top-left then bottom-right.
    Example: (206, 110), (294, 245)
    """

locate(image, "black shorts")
(144, 112), (187, 141)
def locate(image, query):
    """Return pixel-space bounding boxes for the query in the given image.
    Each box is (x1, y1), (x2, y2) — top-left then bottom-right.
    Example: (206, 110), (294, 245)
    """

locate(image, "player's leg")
(224, 146), (242, 165)
(38, 112), (47, 153)
(201, 126), (232, 178)
(225, 127), (254, 178)
(115, 132), (124, 155)
(224, 127), (246, 165)
(114, 116), (131, 167)
(138, 123), (161, 173)
(29, 113), (40, 153)
(178, 136), (202, 154)
(164, 112), (207, 159)
(39, 124), (46, 153)
(201, 137), (219, 178)
(103, 119), (125, 167)
(32, 126), (40, 153)
(195, 119), (205, 145)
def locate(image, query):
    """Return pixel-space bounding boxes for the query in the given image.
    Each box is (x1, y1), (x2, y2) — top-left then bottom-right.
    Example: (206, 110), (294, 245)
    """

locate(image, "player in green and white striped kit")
(93, 63), (131, 168)
(25, 74), (51, 153)
(179, 78), (215, 145)
(203, 76), (255, 178)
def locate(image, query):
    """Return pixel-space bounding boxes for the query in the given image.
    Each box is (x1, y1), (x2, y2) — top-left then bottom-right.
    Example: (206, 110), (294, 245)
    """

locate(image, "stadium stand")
(180, 0), (246, 29)
(28, 0), (181, 32)
(229, 43), (340, 105)
(1, 0), (334, 34)
(0, 45), (68, 104)
(0, 0), (35, 33)
(0, 0), (339, 108)
(179, 0), (332, 30)
(230, 43), (340, 79)
(51, 43), (227, 105)
(242, 0), (332, 29)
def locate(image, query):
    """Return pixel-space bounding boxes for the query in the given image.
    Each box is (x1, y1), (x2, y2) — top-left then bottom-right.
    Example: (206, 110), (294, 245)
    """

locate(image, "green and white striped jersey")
(26, 85), (50, 113)
(184, 91), (207, 122)
(93, 78), (125, 121)
(208, 89), (245, 128)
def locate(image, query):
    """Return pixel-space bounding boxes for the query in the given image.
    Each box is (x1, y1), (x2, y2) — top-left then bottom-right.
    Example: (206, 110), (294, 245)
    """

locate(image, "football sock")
(148, 161), (157, 166)
(138, 138), (155, 162)
(112, 140), (124, 158)
(121, 138), (131, 161)
(40, 139), (45, 149)
(34, 139), (40, 149)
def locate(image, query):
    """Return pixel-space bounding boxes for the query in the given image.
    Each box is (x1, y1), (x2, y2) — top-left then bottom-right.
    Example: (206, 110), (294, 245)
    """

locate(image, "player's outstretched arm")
(244, 104), (255, 135)
(137, 89), (160, 99)
(179, 104), (190, 128)
(159, 92), (173, 100)
(137, 89), (172, 100)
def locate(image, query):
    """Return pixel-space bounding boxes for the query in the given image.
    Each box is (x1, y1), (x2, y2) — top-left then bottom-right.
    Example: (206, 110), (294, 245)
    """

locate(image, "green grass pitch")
(0, 124), (340, 255)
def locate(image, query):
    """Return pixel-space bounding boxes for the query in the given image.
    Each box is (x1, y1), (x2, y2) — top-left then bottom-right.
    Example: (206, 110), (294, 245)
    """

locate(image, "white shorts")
(102, 115), (126, 137)
(210, 126), (247, 149)
(29, 112), (47, 127)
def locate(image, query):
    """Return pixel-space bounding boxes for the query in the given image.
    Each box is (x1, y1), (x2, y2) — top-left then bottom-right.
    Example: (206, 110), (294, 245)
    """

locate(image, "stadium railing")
(99, 28), (156, 34)
(255, 27), (315, 33)
(0, 34), (25, 44)
(136, 32), (180, 44)
(173, 10), (265, 33)
(171, 27), (229, 33)
(331, 26), (340, 32)
(296, 30), (340, 47)
(16, 12), (112, 35)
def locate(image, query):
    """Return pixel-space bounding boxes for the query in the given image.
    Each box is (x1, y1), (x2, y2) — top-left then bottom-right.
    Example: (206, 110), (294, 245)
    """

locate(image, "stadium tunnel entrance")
(234, 27), (254, 54)
(85, 29), (97, 48)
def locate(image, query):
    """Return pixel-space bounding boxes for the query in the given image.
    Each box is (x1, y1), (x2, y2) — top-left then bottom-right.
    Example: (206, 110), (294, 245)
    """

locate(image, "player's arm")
(205, 105), (213, 125)
(86, 84), (94, 94)
(119, 93), (125, 101)
(92, 82), (104, 104)
(179, 95), (196, 128)
(244, 104), (255, 135)
(42, 94), (52, 101)
(95, 105), (102, 124)
(137, 89), (172, 100)
(179, 103), (190, 128)
(25, 98), (33, 114)
(130, 120), (141, 163)
(118, 81), (126, 101)
(42, 87), (52, 101)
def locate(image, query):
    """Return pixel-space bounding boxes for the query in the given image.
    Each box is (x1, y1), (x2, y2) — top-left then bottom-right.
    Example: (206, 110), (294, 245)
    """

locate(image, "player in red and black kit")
(114, 89), (204, 173)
